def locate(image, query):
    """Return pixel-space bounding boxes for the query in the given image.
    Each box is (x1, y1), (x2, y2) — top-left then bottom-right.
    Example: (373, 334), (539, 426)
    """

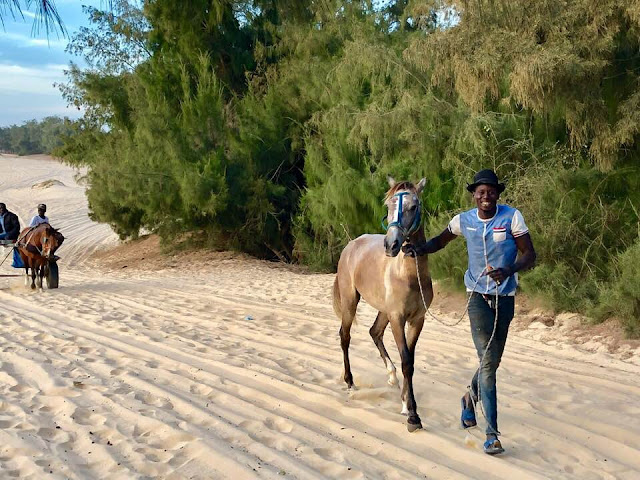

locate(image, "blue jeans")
(467, 292), (514, 435)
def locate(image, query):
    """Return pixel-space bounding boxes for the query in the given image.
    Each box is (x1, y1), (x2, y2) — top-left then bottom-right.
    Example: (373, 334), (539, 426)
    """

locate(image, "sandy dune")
(0, 154), (638, 479)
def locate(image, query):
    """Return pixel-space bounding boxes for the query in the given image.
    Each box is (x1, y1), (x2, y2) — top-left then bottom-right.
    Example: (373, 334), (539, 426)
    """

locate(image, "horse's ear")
(387, 176), (396, 188)
(416, 178), (427, 194)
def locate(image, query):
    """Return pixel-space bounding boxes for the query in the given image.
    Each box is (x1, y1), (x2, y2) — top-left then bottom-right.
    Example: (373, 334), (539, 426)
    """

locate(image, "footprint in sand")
(0, 419), (18, 429)
(189, 383), (213, 396)
(134, 446), (172, 463)
(314, 447), (345, 463)
(134, 392), (174, 410)
(37, 427), (72, 443)
(72, 407), (106, 426)
(8, 384), (35, 397)
(264, 417), (294, 434)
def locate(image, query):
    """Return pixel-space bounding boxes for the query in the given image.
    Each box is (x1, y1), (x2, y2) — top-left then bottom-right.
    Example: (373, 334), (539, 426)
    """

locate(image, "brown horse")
(333, 177), (433, 432)
(17, 223), (64, 290)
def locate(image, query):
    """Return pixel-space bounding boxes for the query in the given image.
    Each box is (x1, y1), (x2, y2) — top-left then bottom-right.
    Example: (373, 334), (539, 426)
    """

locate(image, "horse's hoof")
(30, 285), (36, 290)
(407, 417), (422, 432)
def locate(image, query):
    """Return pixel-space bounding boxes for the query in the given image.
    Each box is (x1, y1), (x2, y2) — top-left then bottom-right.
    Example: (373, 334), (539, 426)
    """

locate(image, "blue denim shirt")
(451, 205), (527, 295)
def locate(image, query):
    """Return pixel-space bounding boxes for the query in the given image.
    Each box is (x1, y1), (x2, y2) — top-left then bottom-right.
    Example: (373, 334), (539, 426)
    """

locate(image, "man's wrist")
(415, 238), (439, 255)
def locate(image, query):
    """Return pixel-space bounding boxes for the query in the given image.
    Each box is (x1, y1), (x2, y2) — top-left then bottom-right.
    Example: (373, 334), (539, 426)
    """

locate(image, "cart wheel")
(46, 260), (59, 289)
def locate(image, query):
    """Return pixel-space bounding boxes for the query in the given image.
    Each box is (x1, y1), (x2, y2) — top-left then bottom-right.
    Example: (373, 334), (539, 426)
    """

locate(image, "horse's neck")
(406, 228), (429, 272)
(408, 229), (426, 246)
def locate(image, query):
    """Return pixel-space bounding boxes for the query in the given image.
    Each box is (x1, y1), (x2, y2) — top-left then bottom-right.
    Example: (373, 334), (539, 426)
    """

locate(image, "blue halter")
(381, 191), (421, 235)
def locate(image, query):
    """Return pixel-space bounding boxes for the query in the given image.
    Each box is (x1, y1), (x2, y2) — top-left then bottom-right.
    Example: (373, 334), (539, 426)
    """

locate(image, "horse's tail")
(332, 276), (341, 318)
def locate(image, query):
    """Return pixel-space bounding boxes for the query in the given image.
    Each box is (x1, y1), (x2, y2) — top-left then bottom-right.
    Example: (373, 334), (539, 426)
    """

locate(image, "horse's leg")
(37, 263), (44, 289)
(24, 266), (30, 286)
(390, 316), (423, 431)
(30, 264), (36, 290)
(369, 312), (398, 386)
(405, 315), (425, 412)
(338, 286), (360, 390)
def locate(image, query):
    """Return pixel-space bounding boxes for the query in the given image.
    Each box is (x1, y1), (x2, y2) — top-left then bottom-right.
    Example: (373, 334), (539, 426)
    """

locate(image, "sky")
(0, 0), (103, 127)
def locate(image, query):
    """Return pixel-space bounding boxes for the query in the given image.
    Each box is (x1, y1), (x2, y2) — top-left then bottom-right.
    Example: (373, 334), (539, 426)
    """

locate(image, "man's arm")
(487, 233), (536, 283)
(403, 227), (457, 256)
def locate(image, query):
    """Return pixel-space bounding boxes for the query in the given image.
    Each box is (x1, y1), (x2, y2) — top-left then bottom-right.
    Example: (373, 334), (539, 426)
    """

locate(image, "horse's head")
(38, 225), (63, 260)
(383, 176), (426, 257)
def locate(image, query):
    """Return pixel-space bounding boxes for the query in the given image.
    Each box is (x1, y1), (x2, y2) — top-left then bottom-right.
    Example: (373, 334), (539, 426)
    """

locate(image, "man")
(0, 203), (20, 241)
(29, 203), (50, 227)
(403, 169), (536, 455)
(0, 203), (24, 268)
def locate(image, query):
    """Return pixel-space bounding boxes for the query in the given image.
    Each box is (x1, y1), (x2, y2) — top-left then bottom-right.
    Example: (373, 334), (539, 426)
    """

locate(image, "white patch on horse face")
(387, 191), (418, 225)
(387, 197), (400, 223)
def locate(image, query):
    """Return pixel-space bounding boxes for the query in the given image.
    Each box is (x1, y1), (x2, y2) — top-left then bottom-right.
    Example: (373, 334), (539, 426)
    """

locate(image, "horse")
(16, 223), (64, 290)
(333, 176), (433, 432)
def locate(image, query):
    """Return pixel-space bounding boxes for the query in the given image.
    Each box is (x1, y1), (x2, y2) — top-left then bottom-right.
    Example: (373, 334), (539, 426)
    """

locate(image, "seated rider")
(0, 203), (24, 268)
(0, 203), (20, 242)
(30, 203), (50, 227)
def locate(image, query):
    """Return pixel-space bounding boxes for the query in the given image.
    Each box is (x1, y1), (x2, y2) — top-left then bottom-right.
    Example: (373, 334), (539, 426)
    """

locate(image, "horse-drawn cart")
(0, 239), (59, 288)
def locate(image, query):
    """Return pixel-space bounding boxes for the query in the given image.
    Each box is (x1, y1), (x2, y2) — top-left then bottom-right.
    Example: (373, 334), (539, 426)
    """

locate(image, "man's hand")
(402, 244), (418, 257)
(486, 266), (514, 285)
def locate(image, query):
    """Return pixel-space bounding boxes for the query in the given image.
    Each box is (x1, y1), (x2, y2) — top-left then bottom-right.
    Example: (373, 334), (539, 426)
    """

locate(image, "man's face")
(38, 208), (46, 217)
(473, 184), (499, 214)
(0, 206), (5, 215)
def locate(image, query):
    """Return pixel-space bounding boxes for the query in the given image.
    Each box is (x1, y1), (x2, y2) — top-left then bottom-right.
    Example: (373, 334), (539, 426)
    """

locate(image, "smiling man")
(403, 169), (536, 455)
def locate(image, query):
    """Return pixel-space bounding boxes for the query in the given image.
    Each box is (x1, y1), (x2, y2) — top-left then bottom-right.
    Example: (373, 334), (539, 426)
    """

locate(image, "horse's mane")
(384, 181), (415, 203)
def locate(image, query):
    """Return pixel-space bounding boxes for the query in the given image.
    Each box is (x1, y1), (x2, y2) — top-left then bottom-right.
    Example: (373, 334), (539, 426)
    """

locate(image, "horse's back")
(336, 234), (388, 302)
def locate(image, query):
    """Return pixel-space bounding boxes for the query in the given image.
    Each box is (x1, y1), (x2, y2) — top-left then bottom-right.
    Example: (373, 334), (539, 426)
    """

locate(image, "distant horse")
(333, 176), (433, 432)
(16, 223), (64, 290)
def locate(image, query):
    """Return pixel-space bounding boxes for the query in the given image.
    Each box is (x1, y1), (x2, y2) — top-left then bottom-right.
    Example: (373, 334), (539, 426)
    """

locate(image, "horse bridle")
(381, 191), (422, 237)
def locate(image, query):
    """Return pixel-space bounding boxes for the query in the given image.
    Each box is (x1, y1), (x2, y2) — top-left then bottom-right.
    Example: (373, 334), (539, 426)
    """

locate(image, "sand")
(0, 154), (638, 479)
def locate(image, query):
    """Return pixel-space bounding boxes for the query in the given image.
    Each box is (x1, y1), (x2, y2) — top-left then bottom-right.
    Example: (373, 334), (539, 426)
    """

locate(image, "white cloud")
(22, 11), (37, 19)
(0, 62), (67, 95)
(0, 31), (67, 48)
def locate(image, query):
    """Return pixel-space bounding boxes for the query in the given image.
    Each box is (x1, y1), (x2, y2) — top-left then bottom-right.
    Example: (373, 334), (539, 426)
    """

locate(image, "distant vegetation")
(0, 116), (74, 156)
(53, 1), (640, 337)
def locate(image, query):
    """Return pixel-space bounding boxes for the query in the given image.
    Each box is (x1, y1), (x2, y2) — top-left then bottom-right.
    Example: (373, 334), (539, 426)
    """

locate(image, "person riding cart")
(0, 203), (24, 268)
(29, 203), (50, 227)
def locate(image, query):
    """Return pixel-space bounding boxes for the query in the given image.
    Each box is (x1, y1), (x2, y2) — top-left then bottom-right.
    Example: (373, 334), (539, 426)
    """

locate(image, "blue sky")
(0, 0), (103, 126)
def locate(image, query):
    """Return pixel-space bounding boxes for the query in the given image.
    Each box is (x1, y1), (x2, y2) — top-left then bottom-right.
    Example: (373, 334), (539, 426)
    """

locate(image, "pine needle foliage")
(57, 0), (640, 335)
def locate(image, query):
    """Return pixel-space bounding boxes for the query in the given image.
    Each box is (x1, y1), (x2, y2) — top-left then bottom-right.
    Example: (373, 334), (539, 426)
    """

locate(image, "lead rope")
(414, 256), (487, 327)
(414, 254), (500, 432)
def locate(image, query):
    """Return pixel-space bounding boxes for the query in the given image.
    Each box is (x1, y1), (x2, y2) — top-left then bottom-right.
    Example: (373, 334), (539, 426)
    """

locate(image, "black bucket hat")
(466, 169), (505, 194)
